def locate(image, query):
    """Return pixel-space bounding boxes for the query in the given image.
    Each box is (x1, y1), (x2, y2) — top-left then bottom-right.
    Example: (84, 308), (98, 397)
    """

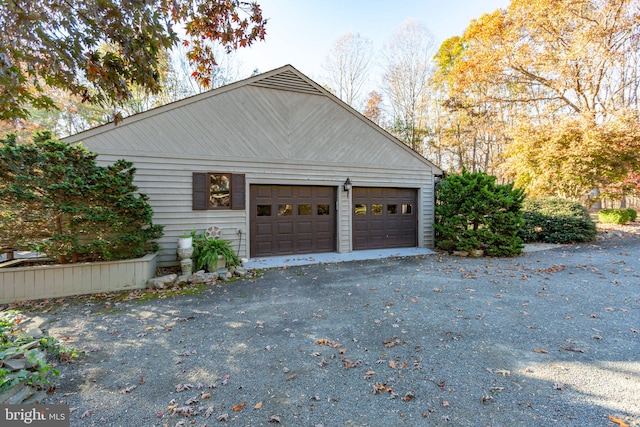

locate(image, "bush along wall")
(598, 208), (633, 225)
(519, 197), (596, 243)
(0, 131), (163, 263)
(434, 170), (525, 257)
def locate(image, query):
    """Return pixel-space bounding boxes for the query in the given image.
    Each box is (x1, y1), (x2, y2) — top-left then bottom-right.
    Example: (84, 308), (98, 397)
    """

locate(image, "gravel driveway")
(40, 235), (639, 427)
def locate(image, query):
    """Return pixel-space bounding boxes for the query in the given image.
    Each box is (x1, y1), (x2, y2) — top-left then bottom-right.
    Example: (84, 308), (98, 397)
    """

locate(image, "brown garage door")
(250, 185), (336, 257)
(353, 187), (417, 250)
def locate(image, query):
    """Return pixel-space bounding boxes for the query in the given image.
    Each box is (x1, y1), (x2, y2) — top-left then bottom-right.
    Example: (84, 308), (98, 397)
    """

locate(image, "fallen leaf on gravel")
(201, 392), (211, 399)
(494, 369), (510, 376)
(204, 406), (215, 418)
(317, 338), (341, 348)
(172, 406), (193, 417)
(364, 370), (376, 379)
(608, 415), (630, 427)
(340, 357), (361, 369)
(254, 401), (263, 410)
(217, 413), (229, 421)
(222, 374), (230, 385)
(81, 410), (91, 419)
(175, 383), (194, 392)
(388, 360), (396, 369)
(631, 328), (639, 333)
(119, 385), (137, 394)
(560, 345), (584, 353)
(184, 396), (198, 405)
(402, 391), (416, 402)
(537, 265), (566, 274)
(553, 382), (565, 391)
(286, 374), (297, 381)
(232, 402), (246, 412)
(533, 348), (548, 354)
(372, 382), (387, 394)
(442, 400), (449, 407)
(269, 415), (281, 423)
(433, 288), (442, 292)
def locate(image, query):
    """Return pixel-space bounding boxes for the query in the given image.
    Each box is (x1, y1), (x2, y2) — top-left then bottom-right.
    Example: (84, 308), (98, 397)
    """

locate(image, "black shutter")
(193, 173), (208, 210)
(231, 173), (246, 210)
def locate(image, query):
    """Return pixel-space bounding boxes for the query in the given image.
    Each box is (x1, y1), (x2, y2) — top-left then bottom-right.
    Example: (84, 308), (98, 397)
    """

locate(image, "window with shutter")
(192, 173), (245, 210)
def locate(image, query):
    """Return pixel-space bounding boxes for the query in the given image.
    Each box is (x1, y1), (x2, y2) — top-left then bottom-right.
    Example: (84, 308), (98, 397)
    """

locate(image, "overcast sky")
(234, 0), (511, 87)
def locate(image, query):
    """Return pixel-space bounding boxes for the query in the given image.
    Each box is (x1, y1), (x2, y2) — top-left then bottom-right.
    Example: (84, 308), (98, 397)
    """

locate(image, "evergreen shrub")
(519, 197), (596, 243)
(434, 170), (525, 257)
(0, 131), (163, 263)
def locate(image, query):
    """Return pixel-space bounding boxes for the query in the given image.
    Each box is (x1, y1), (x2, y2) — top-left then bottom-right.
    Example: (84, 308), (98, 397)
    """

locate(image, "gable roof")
(64, 65), (442, 173)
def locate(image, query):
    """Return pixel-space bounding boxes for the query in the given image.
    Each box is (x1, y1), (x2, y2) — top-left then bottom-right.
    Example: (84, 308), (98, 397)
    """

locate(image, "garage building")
(64, 65), (443, 266)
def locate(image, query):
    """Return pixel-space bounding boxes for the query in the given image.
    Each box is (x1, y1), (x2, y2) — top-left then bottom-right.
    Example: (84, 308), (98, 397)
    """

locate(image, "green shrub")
(0, 131), (163, 262)
(598, 209), (631, 224)
(519, 197), (596, 243)
(625, 208), (637, 222)
(435, 170), (525, 257)
(192, 232), (240, 271)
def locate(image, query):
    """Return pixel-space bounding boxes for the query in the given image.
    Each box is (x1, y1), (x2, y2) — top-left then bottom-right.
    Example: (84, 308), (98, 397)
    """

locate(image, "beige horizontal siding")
(94, 153), (435, 266)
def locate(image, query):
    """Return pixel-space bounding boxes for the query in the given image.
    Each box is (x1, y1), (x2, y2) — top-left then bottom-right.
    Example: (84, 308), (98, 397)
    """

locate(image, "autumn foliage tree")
(505, 113), (640, 200)
(0, 0), (267, 120)
(433, 0), (640, 201)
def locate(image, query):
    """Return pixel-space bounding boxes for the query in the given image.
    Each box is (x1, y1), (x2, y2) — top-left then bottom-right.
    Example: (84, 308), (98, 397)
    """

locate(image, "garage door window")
(355, 204), (367, 215)
(402, 204), (413, 214)
(278, 204), (292, 216)
(257, 205), (271, 216)
(387, 204), (398, 214)
(372, 204), (383, 215)
(298, 204), (312, 215)
(318, 204), (330, 215)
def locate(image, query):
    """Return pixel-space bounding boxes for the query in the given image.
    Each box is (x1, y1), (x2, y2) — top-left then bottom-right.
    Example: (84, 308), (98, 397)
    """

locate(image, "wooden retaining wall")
(0, 253), (157, 304)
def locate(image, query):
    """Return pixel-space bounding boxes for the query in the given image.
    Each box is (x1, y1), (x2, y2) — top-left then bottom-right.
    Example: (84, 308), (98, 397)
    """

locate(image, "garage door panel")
(353, 187), (417, 250)
(256, 223), (273, 236)
(297, 221), (313, 234)
(277, 222), (293, 234)
(251, 185), (336, 257)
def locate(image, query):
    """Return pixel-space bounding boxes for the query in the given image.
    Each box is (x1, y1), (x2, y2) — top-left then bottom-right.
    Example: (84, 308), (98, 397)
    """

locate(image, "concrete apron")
(243, 243), (567, 269)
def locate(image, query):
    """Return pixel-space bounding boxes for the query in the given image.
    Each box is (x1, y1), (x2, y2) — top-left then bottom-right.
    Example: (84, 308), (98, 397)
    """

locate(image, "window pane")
(402, 204), (413, 214)
(317, 204), (330, 215)
(277, 204), (292, 216)
(387, 204), (398, 214)
(298, 204), (312, 215)
(354, 204), (367, 215)
(372, 204), (382, 215)
(209, 173), (230, 207)
(257, 205), (271, 216)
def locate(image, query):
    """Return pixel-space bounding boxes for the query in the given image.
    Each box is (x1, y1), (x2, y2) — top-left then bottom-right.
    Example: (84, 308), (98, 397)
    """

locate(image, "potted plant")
(192, 234), (239, 272)
(178, 231), (193, 249)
